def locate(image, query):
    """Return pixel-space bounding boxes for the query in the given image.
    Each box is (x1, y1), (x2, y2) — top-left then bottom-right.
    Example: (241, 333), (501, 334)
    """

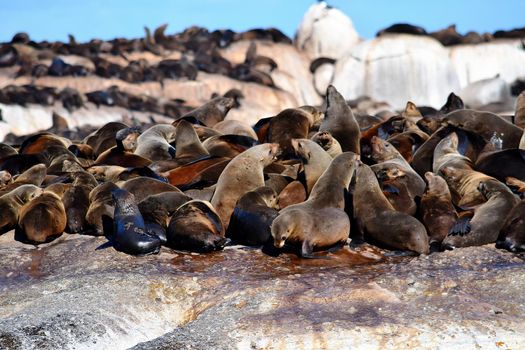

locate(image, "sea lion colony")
(0, 78), (524, 257)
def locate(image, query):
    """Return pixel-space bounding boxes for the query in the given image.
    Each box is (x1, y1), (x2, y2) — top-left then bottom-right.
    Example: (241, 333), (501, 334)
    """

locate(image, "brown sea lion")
(174, 120), (209, 160)
(202, 134), (258, 158)
(443, 179), (519, 248)
(387, 130), (429, 163)
(166, 200), (228, 252)
(83, 122), (128, 157)
(496, 199), (525, 252)
(85, 182), (119, 236)
(420, 172), (458, 251)
(134, 124), (177, 161)
(376, 167), (417, 216)
(291, 138), (332, 194)
(211, 143), (279, 229)
(213, 120), (258, 139)
(310, 131), (342, 158)
(18, 133), (70, 155)
(439, 166), (495, 208)
(179, 97), (234, 127)
(163, 157), (230, 189)
(267, 108), (312, 156)
(353, 162), (429, 254)
(120, 177), (180, 202)
(432, 132), (473, 174)
(227, 186), (279, 246)
(475, 149), (525, 182)
(18, 190), (67, 244)
(277, 180), (307, 209)
(0, 184), (42, 234)
(271, 207), (350, 258)
(319, 85), (360, 154)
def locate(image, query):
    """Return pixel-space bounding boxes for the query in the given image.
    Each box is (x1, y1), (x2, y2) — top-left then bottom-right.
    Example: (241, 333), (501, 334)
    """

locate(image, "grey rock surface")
(1, 231), (524, 350)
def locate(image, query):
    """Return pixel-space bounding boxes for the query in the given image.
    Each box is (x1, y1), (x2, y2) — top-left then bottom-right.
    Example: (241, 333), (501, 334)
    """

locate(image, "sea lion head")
(370, 136), (398, 162)
(111, 188), (137, 215)
(259, 143), (280, 164)
(13, 184), (43, 203)
(271, 211), (299, 248)
(116, 127), (141, 151)
(291, 138), (312, 163)
(312, 131), (333, 149)
(437, 132), (459, 154)
(254, 186), (278, 208)
(478, 179), (509, 200)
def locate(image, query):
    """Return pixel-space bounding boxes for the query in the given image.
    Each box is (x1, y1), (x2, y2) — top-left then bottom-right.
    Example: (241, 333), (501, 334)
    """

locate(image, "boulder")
(295, 2), (360, 60)
(459, 76), (512, 109)
(332, 34), (460, 110)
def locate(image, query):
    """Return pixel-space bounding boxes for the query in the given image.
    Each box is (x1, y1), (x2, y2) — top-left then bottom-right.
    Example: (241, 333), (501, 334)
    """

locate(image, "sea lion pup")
(86, 182), (119, 236)
(134, 124), (177, 161)
(138, 192), (192, 244)
(443, 179), (519, 249)
(120, 177), (180, 202)
(179, 97), (235, 127)
(353, 163), (429, 254)
(496, 199), (525, 252)
(110, 188), (161, 256)
(311, 131), (342, 158)
(83, 122), (128, 157)
(369, 136), (426, 197)
(515, 91), (525, 129)
(291, 138), (332, 194)
(420, 172), (458, 252)
(213, 120), (258, 139)
(266, 108), (312, 157)
(173, 120), (209, 160)
(202, 134), (258, 158)
(375, 167), (417, 216)
(0, 143), (17, 159)
(166, 200), (228, 252)
(0, 184), (42, 234)
(227, 186), (278, 246)
(444, 109), (523, 149)
(432, 132), (473, 174)
(475, 149), (525, 182)
(18, 190), (67, 244)
(319, 85), (360, 154)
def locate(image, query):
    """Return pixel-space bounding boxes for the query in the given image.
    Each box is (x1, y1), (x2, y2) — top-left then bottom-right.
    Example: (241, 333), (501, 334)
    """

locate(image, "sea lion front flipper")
(448, 216), (472, 237)
(300, 240), (330, 259)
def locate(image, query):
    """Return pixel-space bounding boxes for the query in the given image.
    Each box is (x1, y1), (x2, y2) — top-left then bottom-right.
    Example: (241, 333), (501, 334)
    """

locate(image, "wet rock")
(1, 231), (524, 349)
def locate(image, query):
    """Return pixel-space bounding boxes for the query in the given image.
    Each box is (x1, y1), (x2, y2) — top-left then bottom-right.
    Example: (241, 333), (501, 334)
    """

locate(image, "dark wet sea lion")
(18, 191), (67, 244)
(475, 149), (525, 182)
(353, 163), (429, 254)
(420, 172), (458, 251)
(166, 200), (227, 252)
(443, 179), (519, 248)
(227, 186), (278, 246)
(440, 92), (464, 114)
(86, 182), (119, 236)
(111, 188), (161, 255)
(0, 184), (42, 234)
(179, 97), (234, 127)
(496, 199), (525, 252)
(120, 177), (180, 202)
(319, 85), (360, 154)
(211, 143), (279, 229)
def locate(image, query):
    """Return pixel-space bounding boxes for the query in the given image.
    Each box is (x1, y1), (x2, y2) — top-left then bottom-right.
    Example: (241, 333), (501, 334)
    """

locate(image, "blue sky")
(1, 1), (524, 43)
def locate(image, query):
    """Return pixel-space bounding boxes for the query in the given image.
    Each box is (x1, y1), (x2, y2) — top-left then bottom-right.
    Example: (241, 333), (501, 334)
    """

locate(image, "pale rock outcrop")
(295, 2), (360, 60)
(332, 34), (460, 110)
(313, 62), (335, 96)
(459, 76), (512, 109)
(449, 41), (525, 88)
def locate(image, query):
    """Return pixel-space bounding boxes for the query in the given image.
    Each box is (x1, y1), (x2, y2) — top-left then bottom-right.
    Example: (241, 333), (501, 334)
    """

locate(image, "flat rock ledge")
(0, 232), (524, 350)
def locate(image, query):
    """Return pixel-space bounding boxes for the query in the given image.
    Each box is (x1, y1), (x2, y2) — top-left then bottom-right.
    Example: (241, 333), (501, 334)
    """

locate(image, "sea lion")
(444, 109), (523, 149)
(420, 172), (458, 251)
(291, 138), (332, 194)
(271, 207), (350, 258)
(443, 179), (519, 248)
(173, 120), (209, 159)
(110, 188), (161, 255)
(377, 23), (427, 36)
(86, 182), (119, 236)
(202, 134), (258, 158)
(375, 167), (417, 216)
(213, 120), (258, 139)
(0, 170), (12, 187)
(475, 149), (525, 182)
(120, 177), (180, 202)
(179, 97), (234, 127)
(311, 131), (342, 158)
(163, 157), (230, 190)
(83, 122), (128, 157)
(0, 143), (17, 159)
(496, 199), (525, 252)
(18, 190), (67, 244)
(166, 200), (227, 252)
(439, 166), (495, 208)
(134, 124), (177, 161)
(387, 130), (429, 163)
(0, 184), (42, 234)
(227, 186), (278, 246)
(440, 92), (464, 114)
(432, 132), (473, 174)
(211, 143), (279, 229)
(353, 162), (429, 254)
(18, 133), (70, 155)
(319, 85), (360, 153)
(61, 172), (97, 234)
(277, 180), (307, 209)
(267, 108), (312, 156)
